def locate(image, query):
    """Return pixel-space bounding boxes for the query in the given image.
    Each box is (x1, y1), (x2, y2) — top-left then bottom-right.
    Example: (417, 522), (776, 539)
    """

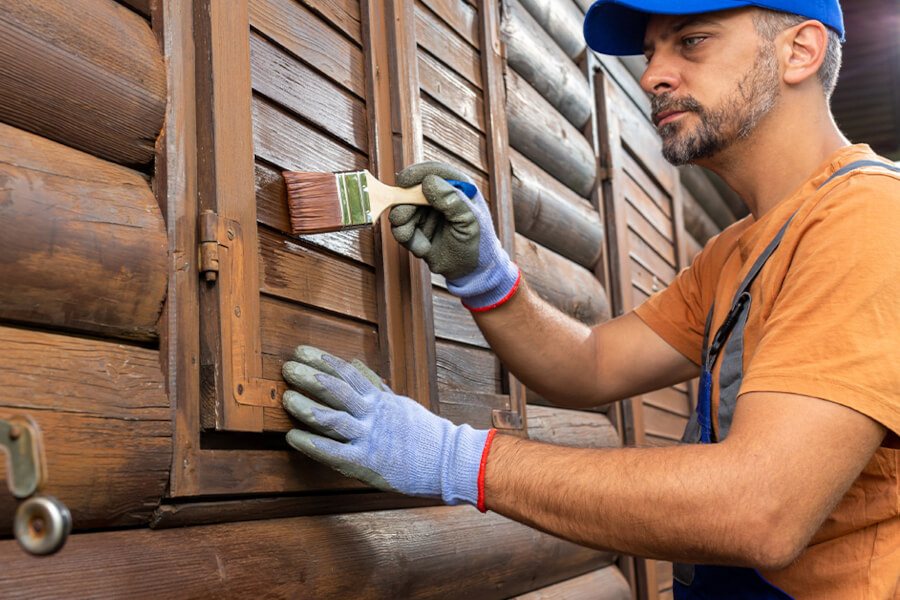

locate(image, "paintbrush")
(283, 169), (429, 235)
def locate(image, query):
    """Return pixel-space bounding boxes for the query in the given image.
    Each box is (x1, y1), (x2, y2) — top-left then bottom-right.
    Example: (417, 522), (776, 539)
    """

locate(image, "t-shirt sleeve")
(633, 240), (715, 366)
(741, 172), (900, 435)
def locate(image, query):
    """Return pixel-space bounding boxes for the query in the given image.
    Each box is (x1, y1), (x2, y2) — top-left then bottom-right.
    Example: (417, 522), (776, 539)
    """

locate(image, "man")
(280, 1), (899, 597)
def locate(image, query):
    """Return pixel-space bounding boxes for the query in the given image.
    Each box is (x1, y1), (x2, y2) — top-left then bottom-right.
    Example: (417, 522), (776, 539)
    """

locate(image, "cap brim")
(583, 0), (751, 55)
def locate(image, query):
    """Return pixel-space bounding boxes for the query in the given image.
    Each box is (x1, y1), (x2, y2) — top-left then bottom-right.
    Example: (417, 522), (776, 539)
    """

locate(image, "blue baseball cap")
(584, 0), (845, 55)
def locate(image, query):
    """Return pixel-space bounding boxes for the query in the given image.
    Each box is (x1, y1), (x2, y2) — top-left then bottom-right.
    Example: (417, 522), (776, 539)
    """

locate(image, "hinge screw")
(234, 306), (241, 317)
(227, 229), (235, 240)
(237, 384), (244, 395)
(8, 425), (21, 440)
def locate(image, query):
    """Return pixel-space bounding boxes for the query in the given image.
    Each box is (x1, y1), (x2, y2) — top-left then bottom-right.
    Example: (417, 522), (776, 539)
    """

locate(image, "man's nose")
(640, 55), (680, 96)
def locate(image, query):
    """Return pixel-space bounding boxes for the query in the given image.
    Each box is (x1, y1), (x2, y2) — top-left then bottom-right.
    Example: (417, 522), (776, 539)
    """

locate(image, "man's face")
(641, 9), (781, 165)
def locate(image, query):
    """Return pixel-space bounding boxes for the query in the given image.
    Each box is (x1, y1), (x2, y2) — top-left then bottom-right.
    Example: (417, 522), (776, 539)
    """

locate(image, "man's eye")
(682, 36), (707, 49)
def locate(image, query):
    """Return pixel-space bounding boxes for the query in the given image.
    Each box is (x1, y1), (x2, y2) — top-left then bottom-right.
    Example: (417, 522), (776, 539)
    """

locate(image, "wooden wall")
(0, 1), (736, 598)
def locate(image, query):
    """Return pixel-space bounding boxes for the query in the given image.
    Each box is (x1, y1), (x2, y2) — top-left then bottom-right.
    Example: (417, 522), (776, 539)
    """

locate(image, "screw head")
(8, 425), (22, 441)
(237, 384), (244, 395)
(227, 229), (235, 240)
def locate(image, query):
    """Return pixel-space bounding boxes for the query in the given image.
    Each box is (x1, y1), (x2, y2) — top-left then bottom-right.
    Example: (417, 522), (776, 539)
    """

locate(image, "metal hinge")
(198, 210), (220, 282)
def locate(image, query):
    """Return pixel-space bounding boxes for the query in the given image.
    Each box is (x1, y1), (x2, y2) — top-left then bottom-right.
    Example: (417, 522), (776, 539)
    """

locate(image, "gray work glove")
(389, 161), (520, 311)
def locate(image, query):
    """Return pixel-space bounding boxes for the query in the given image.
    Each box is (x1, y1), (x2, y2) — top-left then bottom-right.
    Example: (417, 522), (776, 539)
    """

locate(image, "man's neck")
(696, 96), (851, 220)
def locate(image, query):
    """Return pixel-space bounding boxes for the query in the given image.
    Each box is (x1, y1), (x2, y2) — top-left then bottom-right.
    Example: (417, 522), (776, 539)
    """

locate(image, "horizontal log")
(511, 149), (604, 269)
(0, 0), (165, 165)
(527, 405), (621, 449)
(680, 184), (721, 246)
(678, 165), (737, 229)
(516, 233), (611, 324)
(506, 69), (597, 197)
(515, 0), (587, 60)
(511, 565), (632, 600)
(0, 326), (170, 534)
(0, 506), (615, 599)
(503, 0), (592, 128)
(0, 124), (167, 341)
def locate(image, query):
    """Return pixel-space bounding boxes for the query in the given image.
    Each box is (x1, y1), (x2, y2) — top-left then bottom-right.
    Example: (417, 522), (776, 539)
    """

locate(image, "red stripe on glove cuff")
(464, 270), (522, 313)
(477, 428), (498, 513)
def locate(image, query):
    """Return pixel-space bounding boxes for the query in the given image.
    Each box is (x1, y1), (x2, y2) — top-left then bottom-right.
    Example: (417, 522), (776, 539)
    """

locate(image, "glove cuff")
(441, 425), (494, 507)
(448, 261), (522, 312)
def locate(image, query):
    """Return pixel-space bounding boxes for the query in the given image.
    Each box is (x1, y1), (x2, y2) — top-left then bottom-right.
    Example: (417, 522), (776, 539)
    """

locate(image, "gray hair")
(753, 10), (843, 100)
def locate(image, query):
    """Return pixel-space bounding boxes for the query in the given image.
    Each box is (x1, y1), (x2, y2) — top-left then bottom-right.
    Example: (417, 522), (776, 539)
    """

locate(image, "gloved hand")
(389, 161), (521, 311)
(282, 345), (497, 509)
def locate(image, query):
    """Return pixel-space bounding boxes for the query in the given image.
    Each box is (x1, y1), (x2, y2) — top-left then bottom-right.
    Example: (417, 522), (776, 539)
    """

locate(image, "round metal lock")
(14, 495), (72, 555)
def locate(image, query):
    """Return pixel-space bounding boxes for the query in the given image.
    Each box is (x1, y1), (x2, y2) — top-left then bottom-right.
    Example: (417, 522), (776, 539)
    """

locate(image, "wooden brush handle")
(365, 173), (429, 219)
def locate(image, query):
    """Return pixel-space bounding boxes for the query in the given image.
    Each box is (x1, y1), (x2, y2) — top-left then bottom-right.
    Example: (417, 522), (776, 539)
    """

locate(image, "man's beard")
(653, 48), (780, 166)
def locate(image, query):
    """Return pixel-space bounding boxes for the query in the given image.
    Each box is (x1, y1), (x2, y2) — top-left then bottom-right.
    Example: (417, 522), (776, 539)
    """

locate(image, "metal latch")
(199, 209), (220, 282)
(1, 416), (71, 555)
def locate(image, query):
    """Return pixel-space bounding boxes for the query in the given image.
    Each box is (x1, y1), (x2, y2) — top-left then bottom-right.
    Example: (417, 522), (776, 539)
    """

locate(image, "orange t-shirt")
(635, 145), (900, 599)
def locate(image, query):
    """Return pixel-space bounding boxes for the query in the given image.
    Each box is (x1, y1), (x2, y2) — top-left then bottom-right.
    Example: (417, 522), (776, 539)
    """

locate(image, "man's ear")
(780, 20), (829, 87)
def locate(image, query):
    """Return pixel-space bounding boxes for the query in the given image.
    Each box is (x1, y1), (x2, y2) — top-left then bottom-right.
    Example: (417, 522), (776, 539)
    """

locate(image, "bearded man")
(279, 1), (900, 597)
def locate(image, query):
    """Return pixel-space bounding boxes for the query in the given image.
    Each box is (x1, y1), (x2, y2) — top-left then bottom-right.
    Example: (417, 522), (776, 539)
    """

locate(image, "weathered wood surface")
(421, 96), (489, 172)
(512, 565), (632, 600)
(0, 327), (170, 534)
(516, 0), (587, 61)
(511, 149), (604, 269)
(416, 1), (483, 89)
(527, 405), (621, 449)
(0, 124), (167, 341)
(117, 0), (151, 17)
(680, 184), (721, 246)
(436, 341), (503, 393)
(439, 390), (511, 429)
(419, 49), (485, 132)
(432, 288), (489, 348)
(0, 506), (615, 599)
(516, 233), (611, 324)
(503, 0), (592, 128)
(679, 165), (737, 229)
(506, 69), (597, 197)
(421, 0), (479, 48)
(0, 0), (165, 165)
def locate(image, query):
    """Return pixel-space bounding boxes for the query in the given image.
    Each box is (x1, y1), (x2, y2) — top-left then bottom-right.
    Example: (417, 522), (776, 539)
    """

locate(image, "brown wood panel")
(421, 95), (488, 171)
(415, 1), (483, 88)
(299, 0), (363, 43)
(436, 340), (502, 393)
(642, 387), (691, 418)
(0, 506), (615, 599)
(623, 174), (674, 243)
(0, 326), (170, 533)
(625, 201), (676, 268)
(516, 233), (611, 325)
(526, 406), (621, 449)
(0, 0), (165, 165)
(511, 148), (604, 269)
(0, 123), (166, 341)
(438, 390), (511, 428)
(259, 295), (381, 381)
(622, 149), (673, 219)
(422, 140), (490, 193)
(418, 49), (485, 132)
(511, 566), (632, 600)
(628, 229), (677, 284)
(252, 96), (368, 172)
(255, 162), (376, 266)
(642, 404), (688, 442)
(117, 0), (150, 17)
(432, 288), (489, 348)
(681, 183), (721, 247)
(421, 0), (479, 48)
(657, 560), (674, 592)
(630, 257), (665, 298)
(258, 227), (378, 323)
(250, 0), (366, 98)
(249, 31), (368, 152)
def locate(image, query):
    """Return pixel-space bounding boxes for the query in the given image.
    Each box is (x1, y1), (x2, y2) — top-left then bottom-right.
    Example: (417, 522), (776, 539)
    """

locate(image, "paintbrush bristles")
(283, 171), (344, 234)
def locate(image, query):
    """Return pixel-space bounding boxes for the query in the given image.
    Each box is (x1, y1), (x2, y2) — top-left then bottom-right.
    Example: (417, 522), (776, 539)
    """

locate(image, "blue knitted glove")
(389, 161), (521, 311)
(282, 346), (496, 507)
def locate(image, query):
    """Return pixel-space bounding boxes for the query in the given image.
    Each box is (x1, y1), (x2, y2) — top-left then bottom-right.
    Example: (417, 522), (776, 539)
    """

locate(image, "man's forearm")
(483, 433), (785, 569)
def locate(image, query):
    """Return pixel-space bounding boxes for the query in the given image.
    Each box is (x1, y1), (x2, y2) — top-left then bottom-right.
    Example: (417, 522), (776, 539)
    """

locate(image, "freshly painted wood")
(516, 0), (587, 60)
(250, 0), (366, 98)
(511, 148), (604, 269)
(436, 341), (503, 393)
(421, 96), (488, 171)
(0, 327), (170, 533)
(249, 31), (369, 152)
(503, 0), (592, 128)
(415, 1), (483, 89)
(0, 0), (165, 165)
(257, 227), (378, 323)
(506, 69), (597, 197)
(511, 565), (632, 600)
(516, 233), (611, 324)
(0, 123), (166, 341)
(255, 162), (377, 266)
(418, 49), (486, 132)
(0, 506), (615, 599)
(527, 405), (621, 449)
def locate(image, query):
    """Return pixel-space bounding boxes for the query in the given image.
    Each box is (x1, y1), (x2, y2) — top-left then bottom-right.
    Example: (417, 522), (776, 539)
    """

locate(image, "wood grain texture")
(511, 148), (604, 269)
(506, 69), (596, 197)
(0, 0), (165, 165)
(415, 1), (483, 89)
(0, 123), (167, 341)
(421, 95), (488, 171)
(423, 141), (490, 192)
(511, 565), (632, 600)
(250, 0), (366, 98)
(418, 49), (485, 132)
(503, 0), (592, 128)
(516, 0), (587, 60)
(0, 506), (615, 599)
(526, 405), (620, 449)
(299, 0), (362, 43)
(439, 390), (511, 429)
(249, 31), (368, 152)
(516, 233), (611, 325)
(436, 340), (502, 393)
(432, 288), (489, 347)
(421, 0), (479, 48)
(0, 326), (170, 533)
(117, 0), (151, 17)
